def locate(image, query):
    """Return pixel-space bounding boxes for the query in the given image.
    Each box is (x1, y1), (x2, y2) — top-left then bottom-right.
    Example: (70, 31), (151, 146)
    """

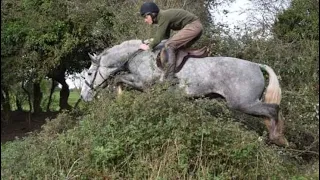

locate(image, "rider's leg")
(163, 20), (203, 84)
(167, 19), (203, 49)
(163, 45), (177, 82)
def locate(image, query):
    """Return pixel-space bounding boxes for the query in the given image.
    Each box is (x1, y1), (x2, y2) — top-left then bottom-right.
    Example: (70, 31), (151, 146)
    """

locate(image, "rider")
(139, 2), (203, 83)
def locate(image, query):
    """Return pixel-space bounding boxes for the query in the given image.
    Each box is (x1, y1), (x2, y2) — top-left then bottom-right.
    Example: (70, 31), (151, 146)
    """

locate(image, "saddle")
(153, 42), (209, 73)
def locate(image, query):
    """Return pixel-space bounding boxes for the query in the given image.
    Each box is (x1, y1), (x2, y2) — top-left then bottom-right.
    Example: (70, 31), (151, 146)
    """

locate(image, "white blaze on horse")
(80, 39), (288, 147)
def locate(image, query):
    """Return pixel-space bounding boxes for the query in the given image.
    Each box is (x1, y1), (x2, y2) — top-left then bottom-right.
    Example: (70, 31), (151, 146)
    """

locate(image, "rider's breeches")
(165, 19), (203, 50)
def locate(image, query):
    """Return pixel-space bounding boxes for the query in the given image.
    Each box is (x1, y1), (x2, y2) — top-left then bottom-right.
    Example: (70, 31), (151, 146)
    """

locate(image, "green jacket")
(149, 9), (199, 49)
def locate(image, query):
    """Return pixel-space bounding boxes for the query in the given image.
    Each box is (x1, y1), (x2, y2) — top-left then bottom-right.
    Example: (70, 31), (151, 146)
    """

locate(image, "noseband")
(84, 66), (107, 91)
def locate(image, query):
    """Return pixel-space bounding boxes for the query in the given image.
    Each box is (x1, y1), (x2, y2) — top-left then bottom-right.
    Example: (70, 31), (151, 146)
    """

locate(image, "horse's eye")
(88, 72), (92, 76)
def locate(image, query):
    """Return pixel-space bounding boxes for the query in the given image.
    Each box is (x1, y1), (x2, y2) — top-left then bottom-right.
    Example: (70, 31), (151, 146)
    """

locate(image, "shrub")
(2, 85), (317, 179)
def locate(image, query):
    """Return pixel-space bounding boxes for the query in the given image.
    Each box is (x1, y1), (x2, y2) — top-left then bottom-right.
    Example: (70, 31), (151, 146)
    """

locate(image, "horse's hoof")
(271, 136), (289, 147)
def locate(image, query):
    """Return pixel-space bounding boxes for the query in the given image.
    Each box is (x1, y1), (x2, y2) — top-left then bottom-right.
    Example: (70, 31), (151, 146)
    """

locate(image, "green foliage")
(1, 0), (113, 86)
(281, 90), (319, 158)
(1, 112), (78, 179)
(212, 28), (318, 93)
(1, 0), (117, 112)
(273, 0), (319, 42)
(238, 38), (318, 91)
(1, 87), (317, 179)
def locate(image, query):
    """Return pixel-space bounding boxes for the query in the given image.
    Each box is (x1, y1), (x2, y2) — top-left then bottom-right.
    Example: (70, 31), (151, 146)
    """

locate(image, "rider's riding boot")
(164, 47), (178, 84)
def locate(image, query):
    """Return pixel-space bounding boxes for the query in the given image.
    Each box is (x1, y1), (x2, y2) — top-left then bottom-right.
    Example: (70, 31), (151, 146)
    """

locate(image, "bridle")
(84, 65), (108, 91)
(84, 49), (143, 92)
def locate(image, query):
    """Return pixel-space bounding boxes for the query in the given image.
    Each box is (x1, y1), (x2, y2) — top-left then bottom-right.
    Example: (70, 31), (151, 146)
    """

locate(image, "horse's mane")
(98, 39), (142, 58)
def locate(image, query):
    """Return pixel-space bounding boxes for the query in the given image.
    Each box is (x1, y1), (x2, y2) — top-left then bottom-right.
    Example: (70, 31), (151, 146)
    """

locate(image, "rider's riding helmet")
(140, 2), (159, 17)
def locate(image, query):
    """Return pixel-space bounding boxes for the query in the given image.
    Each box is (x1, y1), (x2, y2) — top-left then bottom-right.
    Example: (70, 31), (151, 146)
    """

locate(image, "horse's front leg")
(115, 74), (145, 94)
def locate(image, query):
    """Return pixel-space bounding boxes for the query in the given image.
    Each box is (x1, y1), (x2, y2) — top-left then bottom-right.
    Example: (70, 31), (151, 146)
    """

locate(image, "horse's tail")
(259, 64), (281, 104)
(259, 64), (288, 147)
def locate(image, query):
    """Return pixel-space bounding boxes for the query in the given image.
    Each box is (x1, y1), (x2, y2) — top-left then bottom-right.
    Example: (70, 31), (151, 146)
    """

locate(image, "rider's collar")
(153, 10), (162, 24)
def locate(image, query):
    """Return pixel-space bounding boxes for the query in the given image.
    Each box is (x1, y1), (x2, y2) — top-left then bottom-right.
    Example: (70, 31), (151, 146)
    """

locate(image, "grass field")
(48, 89), (81, 111)
(10, 89), (82, 112)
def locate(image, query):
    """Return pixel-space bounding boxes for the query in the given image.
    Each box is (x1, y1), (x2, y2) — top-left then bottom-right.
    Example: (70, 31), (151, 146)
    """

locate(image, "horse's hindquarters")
(177, 57), (265, 100)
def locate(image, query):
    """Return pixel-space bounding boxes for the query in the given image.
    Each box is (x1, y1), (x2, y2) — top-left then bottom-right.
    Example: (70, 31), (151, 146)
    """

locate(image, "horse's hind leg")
(227, 100), (286, 145)
(229, 101), (279, 120)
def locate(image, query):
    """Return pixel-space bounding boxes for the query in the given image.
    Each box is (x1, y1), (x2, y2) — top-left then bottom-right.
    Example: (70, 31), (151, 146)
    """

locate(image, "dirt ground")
(1, 111), (58, 143)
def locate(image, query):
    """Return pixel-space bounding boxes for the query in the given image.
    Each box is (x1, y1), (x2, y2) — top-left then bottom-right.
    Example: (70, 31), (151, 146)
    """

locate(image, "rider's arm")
(149, 18), (170, 50)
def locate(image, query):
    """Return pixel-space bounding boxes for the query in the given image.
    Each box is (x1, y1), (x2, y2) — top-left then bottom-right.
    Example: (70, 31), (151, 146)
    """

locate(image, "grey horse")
(80, 39), (288, 147)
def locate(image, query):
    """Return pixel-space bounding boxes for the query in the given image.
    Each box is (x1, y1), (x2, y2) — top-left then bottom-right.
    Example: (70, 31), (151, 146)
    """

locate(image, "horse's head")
(80, 39), (151, 102)
(80, 52), (125, 102)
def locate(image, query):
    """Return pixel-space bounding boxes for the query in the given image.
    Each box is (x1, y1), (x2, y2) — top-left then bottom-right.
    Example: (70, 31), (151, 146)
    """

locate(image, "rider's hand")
(139, 44), (150, 51)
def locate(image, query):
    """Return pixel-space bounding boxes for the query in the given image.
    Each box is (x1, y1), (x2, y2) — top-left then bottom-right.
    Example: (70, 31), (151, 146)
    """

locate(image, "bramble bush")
(1, 85), (318, 179)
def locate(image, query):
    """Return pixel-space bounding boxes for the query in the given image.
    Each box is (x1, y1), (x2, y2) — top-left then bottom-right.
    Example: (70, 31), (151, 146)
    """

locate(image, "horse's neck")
(100, 40), (142, 66)
(127, 49), (160, 73)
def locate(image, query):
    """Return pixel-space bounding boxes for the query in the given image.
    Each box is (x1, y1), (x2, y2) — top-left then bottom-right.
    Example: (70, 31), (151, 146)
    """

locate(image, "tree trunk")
(33, 82), (43, 114)
(1, 86), (11, 124)
(22, 81), (33, 113)
(15, 98), (23, 111)
(58, 79), (72, 110)
(46, 79), (58, 112)
(1, 86), (11, 112)
(47, 65), (72, 111)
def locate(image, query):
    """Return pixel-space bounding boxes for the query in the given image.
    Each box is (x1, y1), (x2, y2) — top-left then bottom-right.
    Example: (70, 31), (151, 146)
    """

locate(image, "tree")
(273, 0), (319, 42)
(1, 0), (114, 111)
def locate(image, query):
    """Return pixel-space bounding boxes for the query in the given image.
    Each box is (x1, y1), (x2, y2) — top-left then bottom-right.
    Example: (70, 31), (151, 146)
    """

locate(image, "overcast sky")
(211, 0), (252, 29)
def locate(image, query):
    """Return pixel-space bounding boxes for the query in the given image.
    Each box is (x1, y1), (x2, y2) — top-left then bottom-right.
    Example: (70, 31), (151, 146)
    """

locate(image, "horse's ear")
(88, 53), (100, 64)
(88, 53), (96, 61)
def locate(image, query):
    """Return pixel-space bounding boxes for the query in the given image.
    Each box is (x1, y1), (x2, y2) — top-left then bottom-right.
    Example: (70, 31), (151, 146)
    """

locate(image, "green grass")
(68, 89), (81, 105)
(49, 89), (81, 111)
(10, 89), (81, 112)
(47, 90), (81, 111)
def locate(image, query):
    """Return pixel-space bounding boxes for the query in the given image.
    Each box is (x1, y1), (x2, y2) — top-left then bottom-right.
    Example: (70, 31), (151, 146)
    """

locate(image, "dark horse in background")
(80, 39), (289, 147)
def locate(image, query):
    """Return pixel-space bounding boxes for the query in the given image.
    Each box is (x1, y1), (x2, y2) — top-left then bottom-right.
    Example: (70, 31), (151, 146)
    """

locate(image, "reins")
(122, 49), (144, 68)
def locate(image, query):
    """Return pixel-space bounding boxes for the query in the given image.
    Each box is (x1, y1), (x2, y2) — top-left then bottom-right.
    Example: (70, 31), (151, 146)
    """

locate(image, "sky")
(211, 0), (252, 29)
(64, 74), (83, 89)
(63, 0), (255, 89)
